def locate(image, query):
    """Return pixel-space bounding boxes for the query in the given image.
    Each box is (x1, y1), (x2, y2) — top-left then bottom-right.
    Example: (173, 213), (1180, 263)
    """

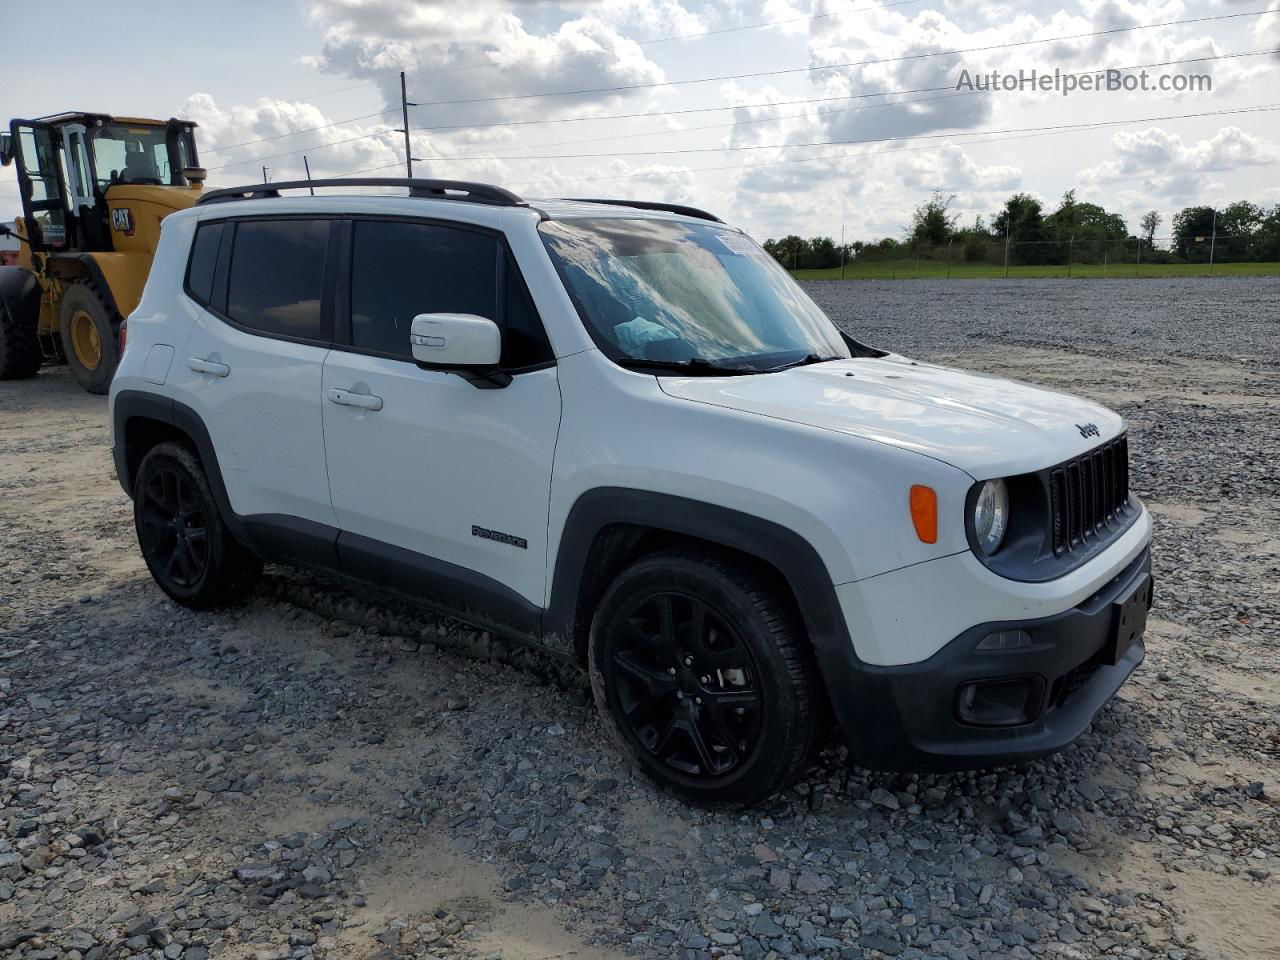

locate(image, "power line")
(410, 103), (1280, 162)
(289, 80), (378, 101)
(405, 9), (1274, 109)
(284, 126), (1072, 186)
(436, 48), (1280, 157)
(280, 100), (1278, 193)
(498, 102), (1280, 189)
(200, 47), (1277, 172)
(412, 0), (929, 78)
(204, 8), (1273, 156)
(406, 46), (1279, 136)
(204, 110), (397, 153)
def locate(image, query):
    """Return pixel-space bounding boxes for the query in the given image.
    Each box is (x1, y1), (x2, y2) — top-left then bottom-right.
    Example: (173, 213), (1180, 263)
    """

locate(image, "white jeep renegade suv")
(110, 178), (1153, 805)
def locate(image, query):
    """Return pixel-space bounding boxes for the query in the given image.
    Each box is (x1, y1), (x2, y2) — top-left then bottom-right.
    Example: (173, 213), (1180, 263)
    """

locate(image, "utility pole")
(947, 237), (953, 279)
(839, 223), (846, 280)
(261, 165), (269, 183)
(1067, 232), (1074, 279)
(303, 156), (314, 195)
(1208, 208), (1218, 275)
(1136, 236), (1141, 277)
(1003, 220), (1011, 279)
(399, 71), (416, 178)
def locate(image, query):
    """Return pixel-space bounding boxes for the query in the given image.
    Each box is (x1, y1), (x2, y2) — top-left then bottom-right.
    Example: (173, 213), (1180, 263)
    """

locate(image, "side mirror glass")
(410, 313), (501, 368)
(0, 132), (12, 167)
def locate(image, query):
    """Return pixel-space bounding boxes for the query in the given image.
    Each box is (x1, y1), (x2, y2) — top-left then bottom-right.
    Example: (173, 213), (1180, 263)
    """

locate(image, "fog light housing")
(977, 629), (1032, 651)
(956, 677), (1043, 727)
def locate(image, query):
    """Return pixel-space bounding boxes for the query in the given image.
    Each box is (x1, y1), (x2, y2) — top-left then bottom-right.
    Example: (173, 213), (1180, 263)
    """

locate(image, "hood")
(657, 355), (1125, 478)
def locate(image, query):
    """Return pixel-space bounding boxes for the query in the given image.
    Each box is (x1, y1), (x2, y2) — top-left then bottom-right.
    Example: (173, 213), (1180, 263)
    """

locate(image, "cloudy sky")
(3, 0), (1278, 242)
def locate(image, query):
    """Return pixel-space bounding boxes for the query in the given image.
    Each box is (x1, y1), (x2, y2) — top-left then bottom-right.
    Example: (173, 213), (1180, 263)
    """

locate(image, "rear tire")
(134, 442), (262, 609)
(0, 297), (42, 380)
(588, 549), (819, 807)
(59, 283), (119, 394)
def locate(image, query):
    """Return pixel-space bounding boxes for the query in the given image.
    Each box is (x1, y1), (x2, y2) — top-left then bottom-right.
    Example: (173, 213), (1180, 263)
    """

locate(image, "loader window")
(92, 124), (173, 187)
(14, 125), (67, 248)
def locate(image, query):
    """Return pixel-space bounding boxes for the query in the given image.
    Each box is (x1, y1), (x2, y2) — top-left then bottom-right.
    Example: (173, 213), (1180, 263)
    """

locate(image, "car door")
(174, 216), (339, 552)
(321, 218), (561, 625)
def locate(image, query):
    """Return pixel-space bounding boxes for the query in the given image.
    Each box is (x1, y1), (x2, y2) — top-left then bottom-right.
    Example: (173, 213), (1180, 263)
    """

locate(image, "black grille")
(1048, 436), (1130, 556)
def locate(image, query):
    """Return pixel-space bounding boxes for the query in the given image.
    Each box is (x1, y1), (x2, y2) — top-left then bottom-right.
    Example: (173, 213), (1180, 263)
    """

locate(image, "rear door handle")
(327, 388), (383, 412)
(188, 357), (230, 377)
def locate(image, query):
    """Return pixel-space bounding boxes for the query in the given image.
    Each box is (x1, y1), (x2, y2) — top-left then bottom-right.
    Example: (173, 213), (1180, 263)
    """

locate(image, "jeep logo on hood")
(1077, 422), (1100, 439)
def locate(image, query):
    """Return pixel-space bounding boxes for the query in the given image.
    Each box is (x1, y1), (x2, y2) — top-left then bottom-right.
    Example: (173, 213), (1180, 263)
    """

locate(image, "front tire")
(133, 442), (262, 609)
(59, 283), (120, 394)
(588, 550), (819, 807)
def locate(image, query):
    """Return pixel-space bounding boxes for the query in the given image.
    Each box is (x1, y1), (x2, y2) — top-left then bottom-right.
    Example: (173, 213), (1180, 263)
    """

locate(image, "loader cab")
(0, 112), (203, 393)
(1, 113), (201, 254)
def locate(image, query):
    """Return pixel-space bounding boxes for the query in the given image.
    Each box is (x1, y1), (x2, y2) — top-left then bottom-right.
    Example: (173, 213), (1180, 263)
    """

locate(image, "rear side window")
(226, 219), (330, 341)
(349, 220), (552, 367)
(185, 221), (224, 306)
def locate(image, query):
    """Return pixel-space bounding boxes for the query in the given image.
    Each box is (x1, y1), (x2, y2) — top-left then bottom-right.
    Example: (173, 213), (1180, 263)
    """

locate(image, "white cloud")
(1257, 0), (1280, 56)
(306, 0), (679, 131)
(189, 94), (404, 186)
(893, 141), (1022, 192)
(1078, 125), (1280, 192)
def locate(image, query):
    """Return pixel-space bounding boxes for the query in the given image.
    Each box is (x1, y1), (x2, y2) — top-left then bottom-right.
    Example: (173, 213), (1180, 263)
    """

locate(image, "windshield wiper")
(615, 357), (760, 376)
(762, 353), (842, 373)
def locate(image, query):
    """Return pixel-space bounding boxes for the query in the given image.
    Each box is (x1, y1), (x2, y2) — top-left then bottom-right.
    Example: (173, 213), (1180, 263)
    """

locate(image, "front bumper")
(826, 547), (1152, 772)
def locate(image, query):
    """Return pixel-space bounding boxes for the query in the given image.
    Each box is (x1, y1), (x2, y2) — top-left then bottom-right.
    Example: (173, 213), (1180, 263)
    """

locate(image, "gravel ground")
(2, 277), (1279, 960)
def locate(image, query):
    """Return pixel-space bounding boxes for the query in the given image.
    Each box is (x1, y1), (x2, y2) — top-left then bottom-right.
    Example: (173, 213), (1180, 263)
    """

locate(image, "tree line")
(763, 191), (1280, 269)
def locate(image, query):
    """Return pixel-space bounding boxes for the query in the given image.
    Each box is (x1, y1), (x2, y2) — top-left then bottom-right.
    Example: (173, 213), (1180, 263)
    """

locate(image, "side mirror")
(410, 313), (501, 367)
(0, 132), (12, 167)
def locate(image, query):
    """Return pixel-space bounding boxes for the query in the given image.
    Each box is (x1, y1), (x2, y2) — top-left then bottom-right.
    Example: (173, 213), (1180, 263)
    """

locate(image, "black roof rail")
(197, 177), (525, 207)
(562, 198), (723, 223)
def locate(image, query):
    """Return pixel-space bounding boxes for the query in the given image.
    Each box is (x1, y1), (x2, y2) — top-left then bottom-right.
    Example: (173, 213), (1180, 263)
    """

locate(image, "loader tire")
(59, 282), (120, 394)
(0, 297), (42, 380)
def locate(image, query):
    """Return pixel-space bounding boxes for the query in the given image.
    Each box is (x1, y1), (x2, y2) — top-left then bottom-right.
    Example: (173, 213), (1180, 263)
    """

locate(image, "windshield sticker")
(714, 232), (762, 256)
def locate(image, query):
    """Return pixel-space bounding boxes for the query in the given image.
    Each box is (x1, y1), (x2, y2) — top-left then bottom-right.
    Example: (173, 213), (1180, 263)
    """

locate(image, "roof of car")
(193, 178), (729, 228)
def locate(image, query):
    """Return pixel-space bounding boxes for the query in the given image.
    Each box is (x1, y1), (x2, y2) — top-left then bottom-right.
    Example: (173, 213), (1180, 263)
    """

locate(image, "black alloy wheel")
(137, 464), (210, 589)
(133, 442), (262, 608)
(611, 591), (763, 778)
(589, 549), (820, 806)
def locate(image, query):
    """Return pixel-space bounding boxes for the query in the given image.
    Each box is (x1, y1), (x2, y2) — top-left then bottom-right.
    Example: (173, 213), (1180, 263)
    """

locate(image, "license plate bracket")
(1101, 571), (1152, 666)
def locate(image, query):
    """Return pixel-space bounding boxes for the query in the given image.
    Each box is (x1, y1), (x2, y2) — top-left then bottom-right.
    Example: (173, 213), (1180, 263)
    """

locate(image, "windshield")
(539, 218), (849, 371)
(91, 123), (182, 187)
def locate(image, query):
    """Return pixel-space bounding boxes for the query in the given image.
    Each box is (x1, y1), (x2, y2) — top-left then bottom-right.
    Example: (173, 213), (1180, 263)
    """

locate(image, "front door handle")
(327, 388), (383, 412)
(188, 357), (230, 377)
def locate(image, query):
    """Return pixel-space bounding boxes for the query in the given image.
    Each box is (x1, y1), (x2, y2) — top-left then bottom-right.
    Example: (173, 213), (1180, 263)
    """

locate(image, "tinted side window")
(350, 221), (498, 359)
(185, 221), (224, 306)
(226, 219), (329, 340)
(504, 255), (553, 368)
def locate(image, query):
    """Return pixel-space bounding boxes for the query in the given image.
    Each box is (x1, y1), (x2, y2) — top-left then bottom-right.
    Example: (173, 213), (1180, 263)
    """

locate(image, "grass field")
(791, 260), (1280, 280)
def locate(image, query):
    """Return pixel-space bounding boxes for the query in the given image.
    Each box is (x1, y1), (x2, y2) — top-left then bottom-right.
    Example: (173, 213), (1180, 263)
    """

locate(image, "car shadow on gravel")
(4, 569), (1209, 960)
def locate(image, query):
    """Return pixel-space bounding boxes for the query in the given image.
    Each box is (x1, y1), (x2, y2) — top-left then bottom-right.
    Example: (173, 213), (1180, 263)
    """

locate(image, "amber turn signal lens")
(909, 485), (938, 544)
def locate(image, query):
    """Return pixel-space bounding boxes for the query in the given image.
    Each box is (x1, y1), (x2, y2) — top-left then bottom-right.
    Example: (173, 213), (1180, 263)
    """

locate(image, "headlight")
(973, 478), (1009, 555)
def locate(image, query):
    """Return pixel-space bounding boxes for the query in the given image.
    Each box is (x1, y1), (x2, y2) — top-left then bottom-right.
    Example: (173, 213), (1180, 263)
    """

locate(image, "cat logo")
(110, 207), (135, 237)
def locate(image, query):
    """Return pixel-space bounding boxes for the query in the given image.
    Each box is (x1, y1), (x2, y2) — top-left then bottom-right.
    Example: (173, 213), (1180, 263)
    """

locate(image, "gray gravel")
(2, 277), (1279, 960)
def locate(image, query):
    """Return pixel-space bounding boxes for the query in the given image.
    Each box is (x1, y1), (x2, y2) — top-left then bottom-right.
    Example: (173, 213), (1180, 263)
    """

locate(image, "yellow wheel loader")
(0, 113), (204, 393)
